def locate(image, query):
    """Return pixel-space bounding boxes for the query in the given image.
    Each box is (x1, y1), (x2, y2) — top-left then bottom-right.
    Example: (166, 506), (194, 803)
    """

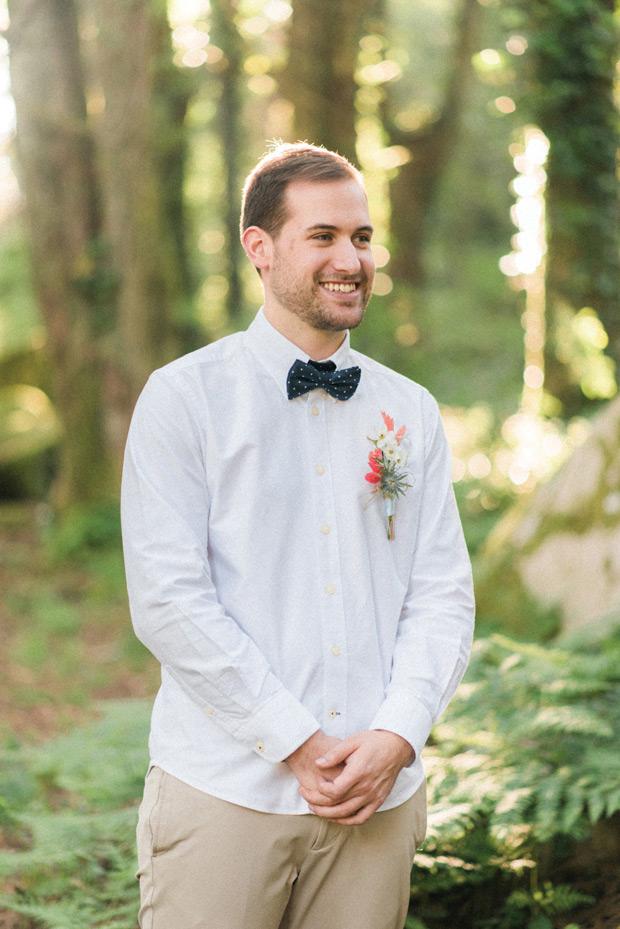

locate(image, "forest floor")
(0, 503), (618, 929)
(0, 502), (158, 744)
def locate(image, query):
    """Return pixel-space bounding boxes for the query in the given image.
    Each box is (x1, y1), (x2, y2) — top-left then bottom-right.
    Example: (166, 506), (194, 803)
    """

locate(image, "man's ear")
(241, 226), (272, 273)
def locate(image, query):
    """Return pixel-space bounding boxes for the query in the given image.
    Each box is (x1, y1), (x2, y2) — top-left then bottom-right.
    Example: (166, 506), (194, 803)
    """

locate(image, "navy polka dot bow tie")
(287, 358), (362, 401)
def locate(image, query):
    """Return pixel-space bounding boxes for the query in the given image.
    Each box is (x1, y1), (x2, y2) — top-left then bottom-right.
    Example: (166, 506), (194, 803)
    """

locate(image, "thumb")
(316, 738), (354, 768)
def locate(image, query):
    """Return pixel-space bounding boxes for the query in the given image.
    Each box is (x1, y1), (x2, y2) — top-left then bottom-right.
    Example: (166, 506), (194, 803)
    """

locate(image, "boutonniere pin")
(364, 411), (412, 540)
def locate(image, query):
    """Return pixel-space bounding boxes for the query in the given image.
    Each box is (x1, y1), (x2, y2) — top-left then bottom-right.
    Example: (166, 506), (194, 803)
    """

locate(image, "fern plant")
(1, 632), (619, 929)
(0, 699), (151, 929)
(409, 629), (620, 927)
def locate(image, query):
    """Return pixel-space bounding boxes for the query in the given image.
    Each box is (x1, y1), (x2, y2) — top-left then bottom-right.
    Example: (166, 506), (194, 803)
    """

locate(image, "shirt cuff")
(233, 688), (321, 763)
(370, 690), (434, 762)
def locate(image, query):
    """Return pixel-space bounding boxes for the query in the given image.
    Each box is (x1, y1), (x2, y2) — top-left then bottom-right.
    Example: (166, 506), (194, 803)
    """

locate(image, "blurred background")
(1, 0), (619, 927)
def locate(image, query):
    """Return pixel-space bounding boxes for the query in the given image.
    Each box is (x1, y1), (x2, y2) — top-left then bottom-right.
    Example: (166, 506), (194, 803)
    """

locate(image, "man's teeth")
(321, 282), (357, 293)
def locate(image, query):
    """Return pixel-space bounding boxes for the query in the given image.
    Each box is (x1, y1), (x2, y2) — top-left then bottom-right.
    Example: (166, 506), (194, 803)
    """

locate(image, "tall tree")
(280, 0), (376, 165)
(7, 0), (193, 510)
(508, 0), (620, 413)
(85, 0), (190, 407)
(209, 0), (244, 321)
(385, 0), (481, 286)
(6, 0), (115, 510)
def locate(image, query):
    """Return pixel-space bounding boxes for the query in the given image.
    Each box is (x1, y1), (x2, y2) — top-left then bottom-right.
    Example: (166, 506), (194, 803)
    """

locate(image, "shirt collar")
(244, 307), (353, 399)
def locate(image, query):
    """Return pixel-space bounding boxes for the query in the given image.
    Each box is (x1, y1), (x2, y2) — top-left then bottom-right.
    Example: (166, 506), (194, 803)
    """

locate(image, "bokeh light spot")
(495, 96), (516, 114)
(373, 273), (393, 296)
(395, 323), (419, 347)
(506, 35), (528, 55)
(263, 1), (292, 23)
(371, 244), (390, 268)
(248, 75), (276, 95)
(480, 48), (501, 66)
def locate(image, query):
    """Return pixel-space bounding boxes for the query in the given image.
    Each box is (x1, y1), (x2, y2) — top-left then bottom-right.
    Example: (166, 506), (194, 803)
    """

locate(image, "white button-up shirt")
(121, 308), (474, 814)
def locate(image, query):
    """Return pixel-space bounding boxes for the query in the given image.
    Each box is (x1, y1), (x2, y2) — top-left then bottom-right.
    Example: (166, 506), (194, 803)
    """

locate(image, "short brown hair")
(240, 142), (364, 238)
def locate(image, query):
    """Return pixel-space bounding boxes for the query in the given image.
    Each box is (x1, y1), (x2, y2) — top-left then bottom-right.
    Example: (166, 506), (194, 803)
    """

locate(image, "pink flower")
(365, 472), (381, 484)
(381, 411), (394, 431)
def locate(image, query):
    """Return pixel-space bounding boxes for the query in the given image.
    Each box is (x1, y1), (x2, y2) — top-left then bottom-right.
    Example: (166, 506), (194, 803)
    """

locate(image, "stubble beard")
(270, 261), (372, 333)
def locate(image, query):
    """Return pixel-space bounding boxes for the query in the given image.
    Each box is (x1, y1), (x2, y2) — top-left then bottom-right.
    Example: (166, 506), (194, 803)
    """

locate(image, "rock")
(0, 384), (62, 499)
(476, 394), (620, 639)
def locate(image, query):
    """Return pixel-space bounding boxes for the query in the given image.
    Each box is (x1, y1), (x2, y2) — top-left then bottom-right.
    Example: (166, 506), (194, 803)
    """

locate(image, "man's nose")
(331, 239), (362, 273)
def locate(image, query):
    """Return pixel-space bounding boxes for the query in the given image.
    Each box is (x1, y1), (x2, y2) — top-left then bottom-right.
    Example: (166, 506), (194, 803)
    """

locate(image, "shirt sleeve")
(369, 390), (475, 759)
(121, 371), (320, 764)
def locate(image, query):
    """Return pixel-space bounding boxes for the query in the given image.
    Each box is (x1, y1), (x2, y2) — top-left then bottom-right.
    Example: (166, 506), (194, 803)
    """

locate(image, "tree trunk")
(210, 0), (244, 321)
(280, 0), (375, 165)
(85, 0), (188, 407)
(386, 0), (480, 286)
(514, 0), (620, 411)
(7, 0), (115, 509)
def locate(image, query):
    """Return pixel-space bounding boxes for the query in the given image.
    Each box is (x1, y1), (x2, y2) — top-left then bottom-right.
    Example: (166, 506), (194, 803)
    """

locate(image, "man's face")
(264, 178), (375, 334)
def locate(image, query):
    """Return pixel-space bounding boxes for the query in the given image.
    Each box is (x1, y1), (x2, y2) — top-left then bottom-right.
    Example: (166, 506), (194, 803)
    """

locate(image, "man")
(121, 142), (474, 929)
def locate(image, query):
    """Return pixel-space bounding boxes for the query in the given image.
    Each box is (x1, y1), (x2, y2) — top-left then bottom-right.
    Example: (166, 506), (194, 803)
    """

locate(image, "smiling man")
(121, 143), (475, 929)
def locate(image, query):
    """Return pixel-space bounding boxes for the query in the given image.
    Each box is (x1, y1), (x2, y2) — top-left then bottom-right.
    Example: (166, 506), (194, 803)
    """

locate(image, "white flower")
(377, 431), (396, 450)
(368, 425), (387, 442)
(383, 443), (398, 460)
(394, 448), (408, 466)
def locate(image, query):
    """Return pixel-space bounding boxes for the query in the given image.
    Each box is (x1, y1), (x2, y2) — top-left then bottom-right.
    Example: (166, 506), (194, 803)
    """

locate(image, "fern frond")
(527, 706), (613, 739)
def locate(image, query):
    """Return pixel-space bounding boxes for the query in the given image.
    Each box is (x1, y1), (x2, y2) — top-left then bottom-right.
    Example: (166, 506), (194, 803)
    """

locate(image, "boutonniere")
(364, 411), (412, 540)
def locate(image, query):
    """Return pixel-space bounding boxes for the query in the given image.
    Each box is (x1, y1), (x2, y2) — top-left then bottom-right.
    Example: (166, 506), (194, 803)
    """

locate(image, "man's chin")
(316, 307), (366, 332)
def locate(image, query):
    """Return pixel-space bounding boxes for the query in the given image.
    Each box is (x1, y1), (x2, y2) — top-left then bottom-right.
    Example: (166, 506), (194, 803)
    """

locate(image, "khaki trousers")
(136, 767), (426, 929)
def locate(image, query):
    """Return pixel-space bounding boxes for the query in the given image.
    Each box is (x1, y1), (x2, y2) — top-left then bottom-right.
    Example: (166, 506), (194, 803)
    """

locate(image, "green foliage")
(1, 633), (617, 928)
(503, 882), (595, 927)
(0, 700), (151, 929)
(0, 228), (40, 358)
(45, 501), (122, 561)
(409, 630), (620, 927)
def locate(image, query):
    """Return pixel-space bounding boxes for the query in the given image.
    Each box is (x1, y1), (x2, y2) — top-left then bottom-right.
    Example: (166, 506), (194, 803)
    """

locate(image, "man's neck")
(262, 304), (347, 361)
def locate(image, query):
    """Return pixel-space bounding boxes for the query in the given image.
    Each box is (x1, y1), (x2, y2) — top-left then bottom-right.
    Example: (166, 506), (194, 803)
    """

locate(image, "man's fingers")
(307, 795), (367, 820)
(300, 768), (367, 805)
(328, 802), (377, 826)
(315, 738), (358, 768)
(324, 763), (367, 799)
(298, 784), (342, 806)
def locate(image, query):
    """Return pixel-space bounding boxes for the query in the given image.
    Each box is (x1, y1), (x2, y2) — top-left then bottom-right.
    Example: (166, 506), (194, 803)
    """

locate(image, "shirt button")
(312, 406), (319, 416)
(328, 709), (337, 719)
(316, 465), (325, 475)
(205, 706), (214, 715)
(321, 524), (330, 535)
(256, 742), (265, 752)
(326, 584), (336, 594)
(331, 646), (341, 656)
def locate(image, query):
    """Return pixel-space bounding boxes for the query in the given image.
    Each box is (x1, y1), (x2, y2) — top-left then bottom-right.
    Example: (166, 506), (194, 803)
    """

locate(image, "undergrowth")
(0, 700), (150, 929)
(409, 630), (620, 928)
(1, 630), (619, 929)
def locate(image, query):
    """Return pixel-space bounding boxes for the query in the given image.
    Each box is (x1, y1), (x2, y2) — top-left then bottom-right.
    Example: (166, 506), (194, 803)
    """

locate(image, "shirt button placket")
(308, 392), (347, 737)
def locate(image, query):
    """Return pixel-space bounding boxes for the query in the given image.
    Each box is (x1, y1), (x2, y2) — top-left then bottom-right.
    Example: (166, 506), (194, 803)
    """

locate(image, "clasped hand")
(285, 729), (414, 826)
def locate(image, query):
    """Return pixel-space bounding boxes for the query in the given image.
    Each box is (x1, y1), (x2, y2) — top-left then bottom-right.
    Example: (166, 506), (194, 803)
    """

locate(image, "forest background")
(1, 0), (620, 927)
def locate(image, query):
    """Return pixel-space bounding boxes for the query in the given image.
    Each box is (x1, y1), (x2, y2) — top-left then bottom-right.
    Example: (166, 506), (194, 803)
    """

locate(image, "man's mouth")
(319, 282), (359, 294)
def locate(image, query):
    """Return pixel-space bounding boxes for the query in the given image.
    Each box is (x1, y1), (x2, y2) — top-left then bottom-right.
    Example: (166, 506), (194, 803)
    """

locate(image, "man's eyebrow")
(306, 223), (374, 234)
